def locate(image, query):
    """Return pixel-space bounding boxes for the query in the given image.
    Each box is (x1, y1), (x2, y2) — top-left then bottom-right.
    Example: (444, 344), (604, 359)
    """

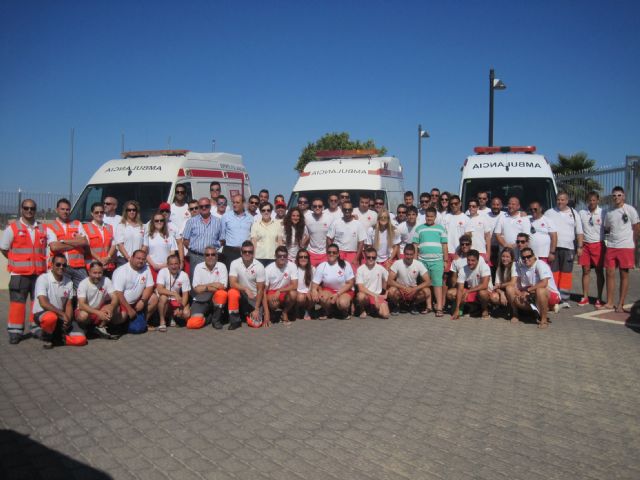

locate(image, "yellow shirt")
(250, 220), (281, 259)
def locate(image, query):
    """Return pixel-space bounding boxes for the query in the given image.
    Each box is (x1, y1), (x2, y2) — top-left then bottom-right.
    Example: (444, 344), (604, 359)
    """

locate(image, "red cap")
(159, 202), (171, 211)
(275, 201), (287, 208)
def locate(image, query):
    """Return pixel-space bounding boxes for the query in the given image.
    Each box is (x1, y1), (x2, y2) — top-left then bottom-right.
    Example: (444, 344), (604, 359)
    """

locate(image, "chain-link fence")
(0, 190), (80, 229)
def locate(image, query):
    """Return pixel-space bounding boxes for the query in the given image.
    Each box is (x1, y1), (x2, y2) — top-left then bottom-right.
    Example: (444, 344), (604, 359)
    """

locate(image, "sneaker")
(594, 300), (604, 309)
(577, 297), (589, 306)
(169, 319), (176, 327)
(8, 333), (21, 345)
(95, 326), (118, 340)
(42, 341), (54, 350)
(560, 302), (570, 309)
(553, 304), (560, 314)
(409, 308), (420, 315)
(390, 309), (400, 317)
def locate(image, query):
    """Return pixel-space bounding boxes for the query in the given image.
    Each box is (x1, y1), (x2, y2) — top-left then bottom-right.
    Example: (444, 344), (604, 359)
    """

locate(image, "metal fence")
(554, 156), (640, 211)
(0, 190), (80, 229)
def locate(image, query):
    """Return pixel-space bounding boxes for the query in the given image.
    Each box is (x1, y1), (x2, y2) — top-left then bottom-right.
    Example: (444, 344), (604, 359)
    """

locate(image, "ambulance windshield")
(461, 177), (556, 212)
(71, 182), (172, 222)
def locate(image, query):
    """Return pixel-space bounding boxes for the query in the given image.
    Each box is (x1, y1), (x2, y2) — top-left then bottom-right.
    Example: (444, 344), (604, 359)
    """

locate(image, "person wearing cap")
(274, 200), (287, 221)
(263, 246), (298, 325)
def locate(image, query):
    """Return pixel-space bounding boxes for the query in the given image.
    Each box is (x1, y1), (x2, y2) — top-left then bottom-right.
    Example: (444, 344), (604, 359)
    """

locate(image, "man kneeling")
(76, 261), (122, 340)
(190, 247), (227, 329)
(511, 247), (560, 329)
(156, 254), (192, 331)
(112, 250), (158, 332)
(451, 249), (492, 320)
(263, 246), (298, 326)
(355, 247), (390, 319)
(386, 244), (432, 315)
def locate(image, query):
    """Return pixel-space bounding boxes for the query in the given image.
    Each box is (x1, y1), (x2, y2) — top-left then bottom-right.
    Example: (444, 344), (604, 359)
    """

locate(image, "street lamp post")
(417, 124), (430, 195)
(488, 68), (506, 146)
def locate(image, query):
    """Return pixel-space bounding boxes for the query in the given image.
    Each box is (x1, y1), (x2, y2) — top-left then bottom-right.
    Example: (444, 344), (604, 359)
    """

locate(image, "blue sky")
(1, 0), (638, 199)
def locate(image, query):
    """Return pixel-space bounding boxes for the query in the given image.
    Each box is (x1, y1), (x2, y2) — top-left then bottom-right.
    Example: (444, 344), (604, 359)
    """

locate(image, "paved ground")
(1, 269), (639, 480)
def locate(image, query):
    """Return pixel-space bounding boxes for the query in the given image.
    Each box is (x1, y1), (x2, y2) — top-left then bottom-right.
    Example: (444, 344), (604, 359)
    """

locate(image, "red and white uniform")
(544, 207), (583, 250)
(467, 214), (492, 254)
(229, 258), (266, 296)
(390, 259), (428, 287)
(115, 223), (145, 259)
(33, 272), (74, 314)
(396, 222), (419, 256)
(356, 263), (388, 295)
(77, 277), (114, 309)
(170, 203), (191, 231)
(312, 261), (354, 292)
(296, 266), (315, 294)
(328, 219), (367, 252)
(494, 213), (531, 247)
(192, 262), (228, 289)
(444, 213), (473, 254)
(112, 263), (154, 304)
(305, 213), (332, 255)
(157, 268), (191, 294)
(365, 228), (401, 263)
(529, 215), (557, 259)
(457, 261), (493, 290)
(354, 208), (377, 230)
(264, 262), (298, 290)
(516, 260), (559, 295)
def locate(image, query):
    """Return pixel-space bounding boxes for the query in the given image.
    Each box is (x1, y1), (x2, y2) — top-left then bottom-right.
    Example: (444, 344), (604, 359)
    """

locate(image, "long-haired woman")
(143, 210), (177, 282)
(282, 207), (309, 263)
(115, 200), (144, 267)
(310, 244), (354, 319)
(366, 210), (400, 269)
(490, 247), (518, 321)
(295, 248), (315, 320)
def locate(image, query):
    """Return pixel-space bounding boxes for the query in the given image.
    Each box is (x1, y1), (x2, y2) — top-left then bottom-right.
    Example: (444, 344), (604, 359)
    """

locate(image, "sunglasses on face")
(249, 201), (259, 205)
(126, 208), (137, 212)
(329, 198), (338, 202)
(340, 195), (349, 199)
(160, 209), (170, 213)
(103, 202), (115, 206)
(189, 206), (199, 211)
(175, 190), (186, 195)
(93, 210), (105, 215)
(241, 250), (254, 255)
(366, 255), (377, 260)
(218, 202), (227, 207)
(276, 254), (288, 259)
(199, 204), (211, 208)
(154, 219), (165, 223)
(54, 262), (67, 267)
(469, 205), (478, 209)
(460, 242), (471, 246)
(516, 240), (527, 244)
(298, 200), (308, 204)
(205, 253), (217, 257)
(342, 209), (353, 213)
(261, 209), (272, 213)
(521, 255), (534, 260)
(613, 193), (623, 197)
(210, 187), (220, 192)
(312, 204), (323, 209)
(375, 202), (384, 206)
(327, 251), (339, 255)
(450, 201), (460, 206)
(298, 255), (309, 259)
(397, 211), (407, 215)
(420, 200), (429, 204)
(441, 198), (449, 202)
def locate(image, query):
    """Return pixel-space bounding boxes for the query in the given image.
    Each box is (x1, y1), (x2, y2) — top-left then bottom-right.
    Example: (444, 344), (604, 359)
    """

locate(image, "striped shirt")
(182, 214), (222, 254)
(220, 210), (254, 247)
(412, 224), (447, 262)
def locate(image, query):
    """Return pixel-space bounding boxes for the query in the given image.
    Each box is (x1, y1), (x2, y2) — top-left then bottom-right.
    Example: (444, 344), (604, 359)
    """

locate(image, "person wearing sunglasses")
(576, 192), (604, 307)
(602, 186), (639, 312)
(327, 202), (367, 273)
(528, 201), (558, 266)
(48, 197), (89, 289)
(251, 202), (280, 267)
(83, 202), (117, 277)
(115, 200), (145, 268)
(412, 207), (448, 317)
(387, 243), (432, 315)
(189, 246), (228, 330)
(365, 210), (401, 269)
(512, 247), (561, 329)
(338, 191), (351, 208)
(514, 233), (532, 264)
(436, 192), (451, 223)
(305, 198), (331, 267)
(31, 253), (81, 348)
(323, 193), (343, 225)
(294, 248), (315, 320)
(451, 249), (493, 321)
(228, 241), (266, 329)
(417, 192), (431, 223)
(155, 254), (191, 331)
(209, 181), (222, 203)
(170, 185), (191, 232)
(465, 191), (490, 217)
(495, 196), (531, 255)
(263, 246), (299, 326)
(466, 199), (492, 264)
(296, 195), (310, 216)
(396, 205), (419, 260)
(1, 199), (57, 344)
(247, 195), (261, 220)
(544, 191), (583, 307)
(182, 197), (223, 280)
(102, 196), (121, 228)
(443, 195), (473, 271)
(355, 246), (390, 319)
(76, 261), (121, 340)
(212, 195), (228, 219)
(143, 212), (178, 284)
(310, 244), (355, 320)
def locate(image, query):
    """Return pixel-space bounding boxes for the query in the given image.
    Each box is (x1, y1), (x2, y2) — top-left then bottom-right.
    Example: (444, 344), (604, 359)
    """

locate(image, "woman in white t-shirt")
(310, 244), (355, 319)
(366, 210), (400, 268)
(489, 247), (518, 315)
(294, 248), (315, 320)
(115, 200), (145, 267)
(282, 207), (310, 263)
(143, 212), (178, 283)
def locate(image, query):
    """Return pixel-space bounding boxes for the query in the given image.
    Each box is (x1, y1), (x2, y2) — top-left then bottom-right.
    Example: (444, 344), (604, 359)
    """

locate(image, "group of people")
(2, 182), (638, 346)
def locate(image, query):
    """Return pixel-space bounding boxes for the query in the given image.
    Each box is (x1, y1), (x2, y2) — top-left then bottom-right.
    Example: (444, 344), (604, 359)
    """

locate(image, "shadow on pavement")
(624, 300), (640, 334)
(0, 429), (112, 480)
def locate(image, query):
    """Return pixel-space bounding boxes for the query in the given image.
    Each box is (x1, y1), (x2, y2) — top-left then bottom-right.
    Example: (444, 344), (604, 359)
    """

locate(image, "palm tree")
(552, 152), (603, 206)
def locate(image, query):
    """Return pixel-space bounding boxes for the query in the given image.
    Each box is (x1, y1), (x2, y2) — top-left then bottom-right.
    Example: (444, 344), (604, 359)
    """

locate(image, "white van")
(288, 149), (405, 212)
(459, 146), (558, 211)
(71, 149), (251, 222)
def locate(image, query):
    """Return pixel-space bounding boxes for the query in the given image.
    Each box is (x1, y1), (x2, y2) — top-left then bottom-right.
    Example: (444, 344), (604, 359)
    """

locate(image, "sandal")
(435, 310), (443, 317)
(421, 307), (432, 315)
(538, 322), (549, 329)
(158, 324), (167, 333)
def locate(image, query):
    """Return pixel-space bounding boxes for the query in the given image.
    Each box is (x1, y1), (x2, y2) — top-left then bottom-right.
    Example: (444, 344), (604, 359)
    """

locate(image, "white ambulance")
(459, 146), (558, 211)
(71, 149), (251, 222)
(288, 149), (405, 212)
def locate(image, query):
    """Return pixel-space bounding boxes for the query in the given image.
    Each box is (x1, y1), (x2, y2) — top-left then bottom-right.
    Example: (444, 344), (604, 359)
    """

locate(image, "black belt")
(188, 249), (204, 256)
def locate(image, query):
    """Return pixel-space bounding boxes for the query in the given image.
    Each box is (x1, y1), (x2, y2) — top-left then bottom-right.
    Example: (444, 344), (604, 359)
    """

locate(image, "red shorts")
(74, 309), (99, 325)
(367, 294), (387, 306)
(340, 251), (359, 270)
(167, 299), (182, 311)
(322, 287), (355, 298)
(398, 289), (417, 302)
(119, 302), (137, 314)
(465, 291), (479, 303)
(604, 247), (634, 269)
(539, 257), (549, 265)
(309, 251), (327, 267)
(267, 290), (287, 304)
(548, 291), (561, 306)
(579, 241), (605, 268)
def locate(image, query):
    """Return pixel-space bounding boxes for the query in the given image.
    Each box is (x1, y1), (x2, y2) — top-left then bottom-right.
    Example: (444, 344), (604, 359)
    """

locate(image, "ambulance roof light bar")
(122, 149), (190, 159)
(474, 146), (536, 155)
(315, 149), (379, 160)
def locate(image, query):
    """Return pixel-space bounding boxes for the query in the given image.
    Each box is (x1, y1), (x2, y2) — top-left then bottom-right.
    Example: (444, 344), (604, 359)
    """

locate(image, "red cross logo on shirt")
(338, 270), (343, 276)
(284, 272), (288, 278)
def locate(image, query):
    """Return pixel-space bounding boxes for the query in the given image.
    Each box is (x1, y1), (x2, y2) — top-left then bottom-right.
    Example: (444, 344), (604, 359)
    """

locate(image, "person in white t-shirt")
(143, 212), (178, 282)
(76, 261), (121, 340)
(577, 192), (605, 307)
(327, 202), (367, 272)
(487, 197), (505, 272)
(387, 244), (432, 315)
(355, 247), (390, 319)
(156, 254), (192, 331)
(512, 248), (560, 329)
(365, 210), (401, 268)
(602, 186), (640, 312)
(544, 191), (584, 303)
(353, 194), (378, 230)
(294, 248), (316, 320)
(396, 205), (419, 258)
(495, 196), (531, 252)
(169, 185), (191, 231)
(305, 199), (332, 267)
(323, 193), (343, 225)
(281, 207), (309, 263)
(263, 246), (299, 325)
(451, 250), (492, 320)
(466, 198), (492, 261)
(102, 197), (122, 228)
(446, 235), (473, 306)
(228, 241), (266, 329)
(115, 200), (145, 268)
(310, 244), (355, 319)
(190, 246), (228, 330)
(32, 254), (77, 349)
(444, 195), (473, 265)
(112, 250), (158, 326)
(489, 247), (518, 320)
(528, 201), (558, 264)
